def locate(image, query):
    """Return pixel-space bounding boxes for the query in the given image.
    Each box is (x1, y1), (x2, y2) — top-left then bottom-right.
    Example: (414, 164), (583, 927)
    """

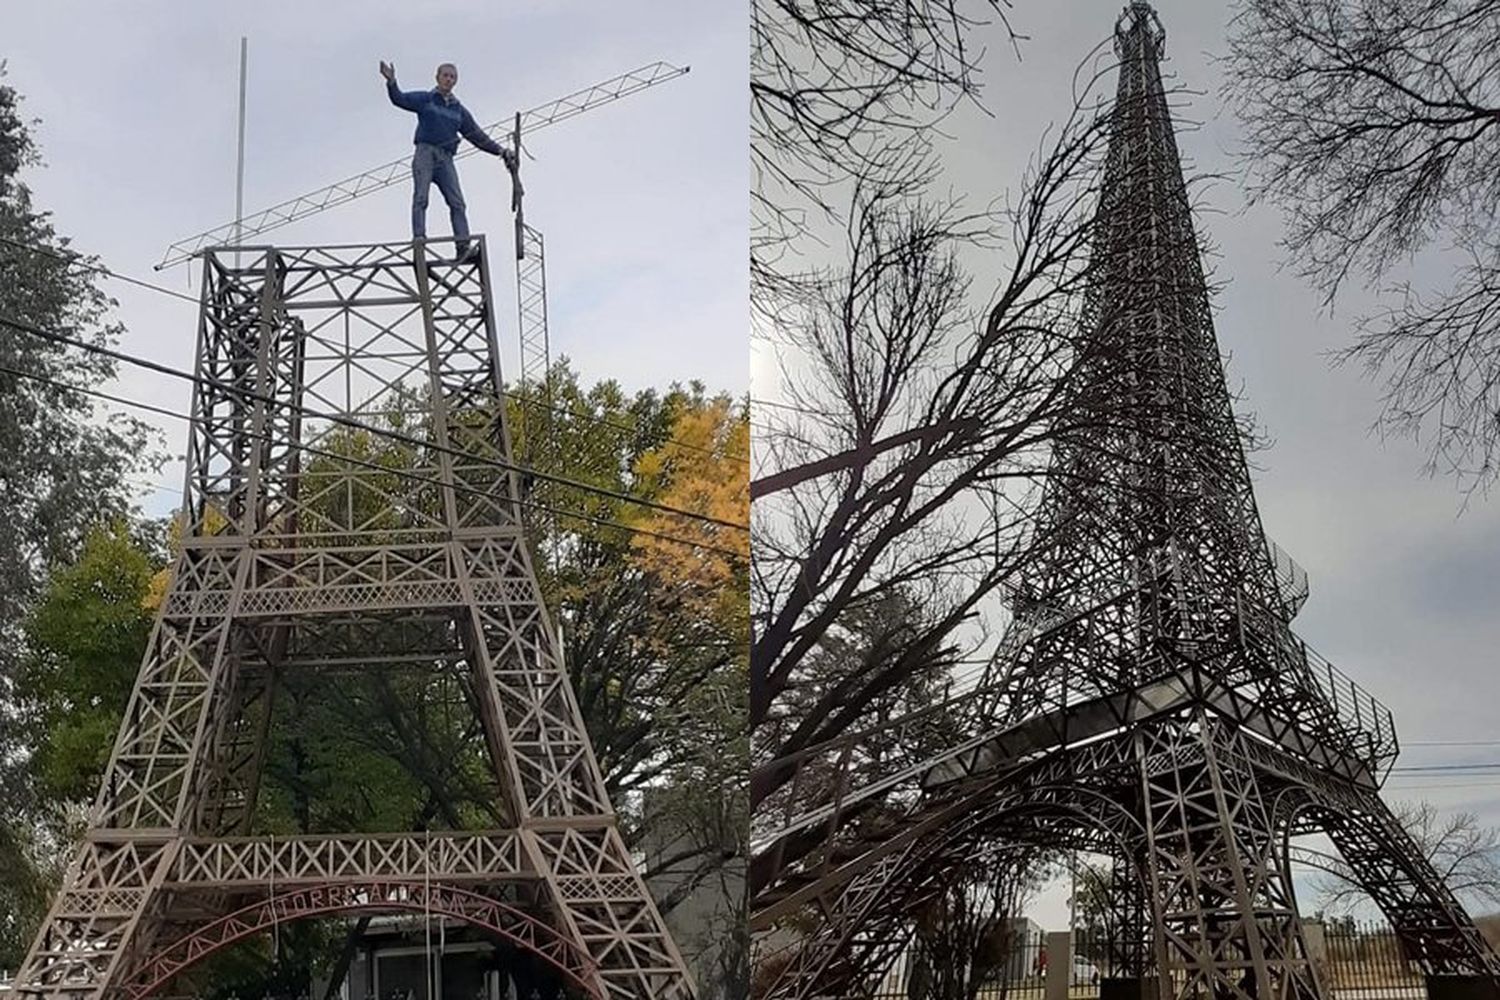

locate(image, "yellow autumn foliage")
(628, 397), (750, 639)
(143, 504), (230, 611)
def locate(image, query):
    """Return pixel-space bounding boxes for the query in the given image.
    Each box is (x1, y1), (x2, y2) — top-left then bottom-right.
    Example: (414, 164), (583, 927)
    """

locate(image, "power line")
(0, 313), (747, 533)
(0, 233), (749, 466)
(0, 360), (742, 559)
(0, 235), (200, 305)
(0, 358), (736, 556)
(125, 473), (181, 496)
(536, 392), (750, 467)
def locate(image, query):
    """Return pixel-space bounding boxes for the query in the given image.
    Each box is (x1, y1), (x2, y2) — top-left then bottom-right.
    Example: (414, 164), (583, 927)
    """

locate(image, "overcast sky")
(5, 0), (745, 517)
(752, 1), (1500, 926)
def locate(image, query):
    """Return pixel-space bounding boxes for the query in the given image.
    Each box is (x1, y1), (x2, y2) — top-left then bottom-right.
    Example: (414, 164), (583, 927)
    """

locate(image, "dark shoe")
(456, 244), (483, 265)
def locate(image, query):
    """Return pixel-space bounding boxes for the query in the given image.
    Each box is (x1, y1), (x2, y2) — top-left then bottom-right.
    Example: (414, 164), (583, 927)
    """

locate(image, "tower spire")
(1116, 0), (1165, 59)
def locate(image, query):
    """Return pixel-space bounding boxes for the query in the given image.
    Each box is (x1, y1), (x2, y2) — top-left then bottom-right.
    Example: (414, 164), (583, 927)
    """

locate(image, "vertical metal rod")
(512, 111), (524, 260)
(234, 37), (248, 264)
(1068, 850), (1078, 933)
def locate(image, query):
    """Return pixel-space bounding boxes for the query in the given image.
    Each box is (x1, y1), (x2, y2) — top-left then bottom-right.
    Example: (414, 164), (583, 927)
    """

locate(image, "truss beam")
(157, 63), (689, 269)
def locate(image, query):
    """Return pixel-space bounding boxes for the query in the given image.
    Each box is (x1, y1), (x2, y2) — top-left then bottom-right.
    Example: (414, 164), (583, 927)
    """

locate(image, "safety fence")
(1318, 921), (1427, 998)
(866, 921), (1435, 1000)
(870, 930), (1098, 1000)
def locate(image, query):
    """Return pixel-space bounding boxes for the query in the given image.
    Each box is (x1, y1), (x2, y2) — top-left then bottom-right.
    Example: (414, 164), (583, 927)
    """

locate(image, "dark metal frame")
(750, 5), (1500, 998)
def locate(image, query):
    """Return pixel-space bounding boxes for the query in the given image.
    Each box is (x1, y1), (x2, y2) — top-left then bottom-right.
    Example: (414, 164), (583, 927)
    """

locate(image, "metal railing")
(1301, 640), (1400, 777)
(1238, 599), (1400, 779)
(1318, 921), (1428, 998)
(1266, 536), (1310, 616)
(861, 921), (1432, 1000)
(871, 929), (1057, 1000)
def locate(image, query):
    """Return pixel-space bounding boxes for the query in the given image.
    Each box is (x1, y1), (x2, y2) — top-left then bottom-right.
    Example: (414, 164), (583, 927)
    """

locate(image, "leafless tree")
(1223, 0), (1500, 490)
(1069, 859), (1117, 939)
(752, 0), (1021, 306)
(751, 83), (1122, 810)
(1292, 800), (1500, 912)
(909, 848), (1049, 1000)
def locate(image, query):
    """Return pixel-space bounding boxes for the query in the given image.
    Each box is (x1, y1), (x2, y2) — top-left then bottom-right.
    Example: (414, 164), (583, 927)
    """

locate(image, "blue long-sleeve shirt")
(386, 80), (503, 157)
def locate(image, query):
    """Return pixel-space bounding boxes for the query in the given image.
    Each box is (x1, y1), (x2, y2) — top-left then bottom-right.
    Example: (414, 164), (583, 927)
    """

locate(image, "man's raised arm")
(380, 60), (423, 111)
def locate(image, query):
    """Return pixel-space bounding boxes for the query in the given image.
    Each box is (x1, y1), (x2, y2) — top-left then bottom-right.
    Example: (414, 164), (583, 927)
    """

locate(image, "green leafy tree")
(517, 364), (748, 811)
(0, 814), (52, 976)
(0, 71), (160, 642)
(0, 69), (161, 972)
(2, 524), (163, 970)
(10, 363), (746, 991)
(17, 525), (156, 803)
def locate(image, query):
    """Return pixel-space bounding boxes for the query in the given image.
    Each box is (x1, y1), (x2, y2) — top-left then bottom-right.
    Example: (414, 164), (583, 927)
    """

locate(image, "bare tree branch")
(1224, 0), (1500, 491)
(752, 81), (1122, 809)
(1300, 799), (1500, 913)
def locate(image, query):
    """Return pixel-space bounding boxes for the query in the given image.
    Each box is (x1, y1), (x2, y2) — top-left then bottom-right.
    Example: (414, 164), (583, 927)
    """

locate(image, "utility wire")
(0, 235), (201, 305)
(0, 313), (747, 533)
(126, 473), (180, 495)
(0, 234), (749, 466)
(0, 360), (742, 558)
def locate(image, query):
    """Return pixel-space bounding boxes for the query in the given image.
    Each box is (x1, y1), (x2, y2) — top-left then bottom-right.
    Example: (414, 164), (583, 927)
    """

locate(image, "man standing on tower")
(380, 60), (515, 263)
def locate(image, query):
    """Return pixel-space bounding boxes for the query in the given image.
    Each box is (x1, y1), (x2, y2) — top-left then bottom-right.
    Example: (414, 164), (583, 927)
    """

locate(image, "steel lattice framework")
(517, 223), (551, 400)
(14, 237), (694, 1000)
(515, 221), (554, 478)
(121, 882), (598, 1000)
(750, 6), (1500, 1000)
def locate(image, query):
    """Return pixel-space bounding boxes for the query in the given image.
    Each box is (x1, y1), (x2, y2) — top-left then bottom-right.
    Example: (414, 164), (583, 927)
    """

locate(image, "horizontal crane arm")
(157, 61), (688, 269)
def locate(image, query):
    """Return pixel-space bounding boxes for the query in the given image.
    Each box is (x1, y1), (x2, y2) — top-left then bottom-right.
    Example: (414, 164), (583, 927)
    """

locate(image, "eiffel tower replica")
(13, 237), (695, 1000)
(750, 6), (1500, 1000)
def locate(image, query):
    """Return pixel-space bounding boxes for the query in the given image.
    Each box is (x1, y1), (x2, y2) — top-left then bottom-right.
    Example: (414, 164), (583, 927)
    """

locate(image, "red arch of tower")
(120, 881), (602, 1000)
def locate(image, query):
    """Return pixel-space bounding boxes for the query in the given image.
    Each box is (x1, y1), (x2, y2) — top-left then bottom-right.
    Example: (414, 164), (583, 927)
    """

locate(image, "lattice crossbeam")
(15, 239), (695, 1000)
(168, 832), (526, 887)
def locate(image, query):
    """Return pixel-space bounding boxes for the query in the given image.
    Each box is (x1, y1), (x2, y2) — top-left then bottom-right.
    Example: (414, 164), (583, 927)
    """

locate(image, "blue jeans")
(411, 143), (469, 247)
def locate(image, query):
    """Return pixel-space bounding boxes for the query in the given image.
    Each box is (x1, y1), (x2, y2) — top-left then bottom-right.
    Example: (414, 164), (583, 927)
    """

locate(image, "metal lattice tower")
(750, 6), (1500, 1000)
(513, 221), (559, 560)
(516, 222), (554, 482)
(14, 237), (695, 1000)
(517, 223), (551, 397)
